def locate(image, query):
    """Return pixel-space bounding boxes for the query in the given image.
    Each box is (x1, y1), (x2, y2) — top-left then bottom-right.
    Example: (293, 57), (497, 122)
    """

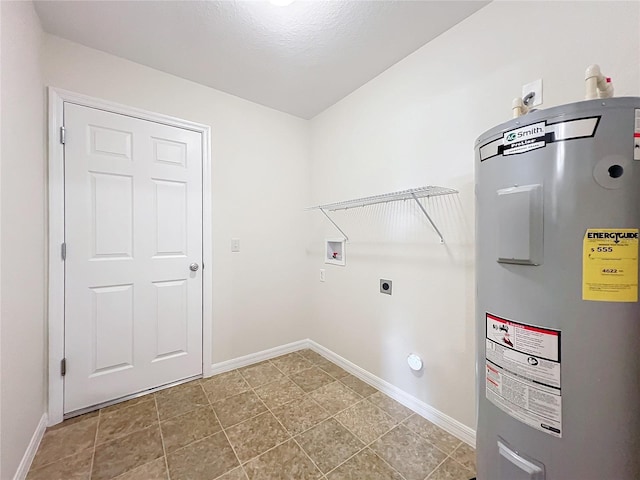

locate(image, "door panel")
(64, 103), (203, 413)
(152, 136), (187, 167)
(153, 179), (187, 256)
(90, 284), (134, 374)
(89, 125), (132, 160)
(153, 279), (188, 360)
(90, 172), (133, 258)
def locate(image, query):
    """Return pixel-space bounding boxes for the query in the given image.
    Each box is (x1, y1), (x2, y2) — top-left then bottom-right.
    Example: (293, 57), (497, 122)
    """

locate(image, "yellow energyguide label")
(583, 229), (638, 302)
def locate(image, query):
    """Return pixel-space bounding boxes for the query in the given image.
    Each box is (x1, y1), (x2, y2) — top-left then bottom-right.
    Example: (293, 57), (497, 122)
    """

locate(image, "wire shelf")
(307, 186), (458, 243)
(307, 186), (458, 211)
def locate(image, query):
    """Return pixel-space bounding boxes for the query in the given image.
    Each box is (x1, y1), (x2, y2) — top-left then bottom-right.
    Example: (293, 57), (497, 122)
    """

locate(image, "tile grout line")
(312, 352), (473, 461)
(153, 393), (201, 424)
(423, 440), (473, 480)
(266, 367), (343, 479)
(41, 350), (469, 480)
(237, 355), (323, 475)
(297, 349), (427, 480)
(153, 394), (171, 480)
(397, 418), (463, 480)
(211, 383), (358, 440)
(94, 397), (160, 446)
(224, 352), (337, 476)
(423, 455), (449, 480)
(31, 400), (167, 478)
(325, 415), (408, 480)
(88, 408), (101, 479)
(26, 428), (98, 475)
(309, 357), (469, 480)
(291, 435), (326, 478)
(314, 362), (418, 480)
(366, 443), (407, 480)
(424, 443), (477, 480)
(156, 378), (250, 480)
(204, 382), (251, 479)
(400, 416), (460, 480)
(402, 413), (460, 453)
(99, 397), (166, 480)
(254, 355), (329, 475)
(210, 350), (467, 480)
(250, 352), (404, 479)
(402, 415), (459, 456)
(252, 389), (323, 476)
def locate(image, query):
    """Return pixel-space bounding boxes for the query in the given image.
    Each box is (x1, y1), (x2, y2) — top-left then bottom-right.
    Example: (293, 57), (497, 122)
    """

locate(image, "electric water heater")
(475, 97), (640, 480)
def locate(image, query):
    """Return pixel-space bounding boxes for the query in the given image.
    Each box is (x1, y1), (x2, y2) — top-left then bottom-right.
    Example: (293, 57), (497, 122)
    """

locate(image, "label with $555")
(583, 229), (639, 302)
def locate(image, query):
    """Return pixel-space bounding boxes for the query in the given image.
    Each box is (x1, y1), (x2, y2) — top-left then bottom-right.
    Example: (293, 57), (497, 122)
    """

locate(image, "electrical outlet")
(320, 269), (325, 282)
(231, 238), (240, 252)
(380, 279), (392, 295)
(522, 79), (543, 107)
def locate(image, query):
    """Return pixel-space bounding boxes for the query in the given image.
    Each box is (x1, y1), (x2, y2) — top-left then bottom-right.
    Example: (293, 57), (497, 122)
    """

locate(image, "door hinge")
(61, 242), (67, 260)
(60, 126), (66, 144)
(61, 358), (67, 377)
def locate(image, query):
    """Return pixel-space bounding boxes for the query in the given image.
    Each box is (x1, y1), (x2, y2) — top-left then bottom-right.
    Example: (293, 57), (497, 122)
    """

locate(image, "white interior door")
(63, 103), (203, 414)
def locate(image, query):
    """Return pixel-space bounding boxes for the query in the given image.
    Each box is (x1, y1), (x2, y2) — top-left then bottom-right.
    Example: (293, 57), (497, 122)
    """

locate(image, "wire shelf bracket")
(307, 186), (458, 244)
(319, 208), (350, 241)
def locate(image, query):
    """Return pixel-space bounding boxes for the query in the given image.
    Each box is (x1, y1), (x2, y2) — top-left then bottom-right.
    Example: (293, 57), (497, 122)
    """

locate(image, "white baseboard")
(210, 339), (310, 375)
(307, 340), (476, 447)
(13, 413), (48, 480)
(211, 338), (476, 447)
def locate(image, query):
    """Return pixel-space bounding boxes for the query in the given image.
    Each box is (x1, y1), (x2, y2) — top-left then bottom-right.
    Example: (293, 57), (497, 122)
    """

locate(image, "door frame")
(47, 87), (213, 425)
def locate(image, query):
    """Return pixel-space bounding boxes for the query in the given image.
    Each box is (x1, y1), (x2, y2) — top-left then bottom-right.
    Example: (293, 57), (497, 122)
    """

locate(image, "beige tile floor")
(27, 349), (476, 480)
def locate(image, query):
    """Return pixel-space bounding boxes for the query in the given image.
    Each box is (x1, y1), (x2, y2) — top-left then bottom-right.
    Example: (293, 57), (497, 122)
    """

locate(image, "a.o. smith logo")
(504, 122), (546, 145)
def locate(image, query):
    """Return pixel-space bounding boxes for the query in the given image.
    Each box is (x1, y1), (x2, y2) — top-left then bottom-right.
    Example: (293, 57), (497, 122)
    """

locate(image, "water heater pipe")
(585, 64), (614, 100)
(512, 97), (529, 118)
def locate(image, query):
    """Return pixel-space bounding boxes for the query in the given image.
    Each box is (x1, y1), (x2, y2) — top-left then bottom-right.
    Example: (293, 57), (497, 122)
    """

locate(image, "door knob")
(189, 263), (199, 272)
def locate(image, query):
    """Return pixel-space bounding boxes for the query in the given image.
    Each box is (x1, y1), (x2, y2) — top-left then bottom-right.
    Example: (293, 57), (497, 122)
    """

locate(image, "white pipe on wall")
(585, 64), (614, 100)
(512, 97), (529, 118)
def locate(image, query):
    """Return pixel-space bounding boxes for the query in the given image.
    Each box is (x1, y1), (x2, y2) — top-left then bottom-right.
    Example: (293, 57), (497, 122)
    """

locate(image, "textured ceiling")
(34, 1), (488, 119)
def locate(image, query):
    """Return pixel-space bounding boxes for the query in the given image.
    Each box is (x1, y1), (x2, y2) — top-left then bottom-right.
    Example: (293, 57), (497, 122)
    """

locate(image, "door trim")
(47, 87), (213, 426)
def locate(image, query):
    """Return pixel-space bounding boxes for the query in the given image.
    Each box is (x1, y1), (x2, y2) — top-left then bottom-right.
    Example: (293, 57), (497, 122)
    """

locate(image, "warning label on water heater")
(485, 313), (562, 438)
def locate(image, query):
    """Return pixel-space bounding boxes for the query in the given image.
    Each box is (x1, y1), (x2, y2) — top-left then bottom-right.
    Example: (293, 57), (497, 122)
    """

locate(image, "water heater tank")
(475, 97), (640, 480)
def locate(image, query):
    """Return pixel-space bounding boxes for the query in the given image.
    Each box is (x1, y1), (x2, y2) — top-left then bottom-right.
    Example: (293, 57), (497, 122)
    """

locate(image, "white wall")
(42, 35), (312, 366)
(0, 3), (3, 476)
(308, 1), (640, 430)
(0, 1), (46, 478)
(3, 6), (640, 476)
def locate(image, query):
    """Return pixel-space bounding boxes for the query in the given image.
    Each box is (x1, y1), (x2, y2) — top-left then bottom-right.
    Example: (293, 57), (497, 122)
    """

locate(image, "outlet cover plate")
(380, 279), (392, 295)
